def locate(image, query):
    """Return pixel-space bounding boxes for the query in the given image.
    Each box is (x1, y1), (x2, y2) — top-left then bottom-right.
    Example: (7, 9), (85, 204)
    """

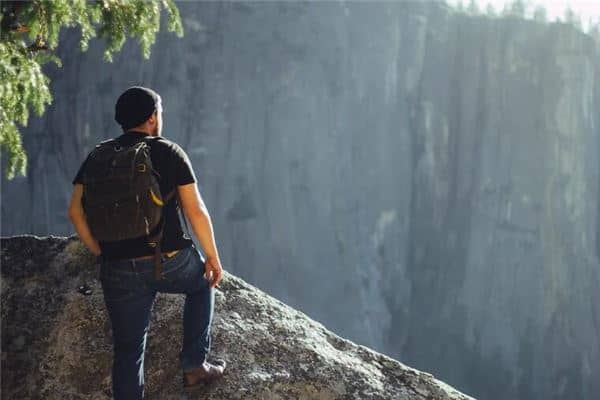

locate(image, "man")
(68, 86), (226, 399)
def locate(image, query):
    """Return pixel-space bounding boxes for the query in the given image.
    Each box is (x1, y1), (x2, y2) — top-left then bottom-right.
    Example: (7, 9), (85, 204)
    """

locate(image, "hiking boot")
(182, 359), (227, 392)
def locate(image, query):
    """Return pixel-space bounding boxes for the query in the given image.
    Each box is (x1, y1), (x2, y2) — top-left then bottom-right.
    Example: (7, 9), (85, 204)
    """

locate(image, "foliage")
(467, 0), (479, 15)
(484, 3), (496, 17)
(563, 6), (582, 30)
(532, 5), (547, 23)
(0, 0), (184, 180)
(451, 0), (600, 42)
(502, 0), (526, 18)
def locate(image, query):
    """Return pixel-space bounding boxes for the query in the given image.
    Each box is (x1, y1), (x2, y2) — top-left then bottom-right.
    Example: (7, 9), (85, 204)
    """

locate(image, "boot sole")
(183, 370), (226, 393)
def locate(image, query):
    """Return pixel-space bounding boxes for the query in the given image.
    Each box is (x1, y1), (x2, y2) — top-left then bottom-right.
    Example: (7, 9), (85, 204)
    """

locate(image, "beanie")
(114, 86), (161, 130)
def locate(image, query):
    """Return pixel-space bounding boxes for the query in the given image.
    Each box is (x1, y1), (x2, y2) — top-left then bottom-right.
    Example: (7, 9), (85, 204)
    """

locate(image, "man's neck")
(125, 129), (152, 136)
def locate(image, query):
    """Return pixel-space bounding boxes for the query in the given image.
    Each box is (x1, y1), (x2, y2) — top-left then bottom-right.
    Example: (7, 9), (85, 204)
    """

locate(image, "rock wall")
(0, 235), (474, 400)
(1, 2), (599, 399)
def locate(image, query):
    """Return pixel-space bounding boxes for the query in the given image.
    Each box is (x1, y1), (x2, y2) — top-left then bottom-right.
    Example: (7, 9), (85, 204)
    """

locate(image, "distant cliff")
(0, 235), (474, 399)
(1, 2), (599, 399)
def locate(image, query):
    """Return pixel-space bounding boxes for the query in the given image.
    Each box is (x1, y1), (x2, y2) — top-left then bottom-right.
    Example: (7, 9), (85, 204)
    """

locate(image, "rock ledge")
(1, 235), (475, 399)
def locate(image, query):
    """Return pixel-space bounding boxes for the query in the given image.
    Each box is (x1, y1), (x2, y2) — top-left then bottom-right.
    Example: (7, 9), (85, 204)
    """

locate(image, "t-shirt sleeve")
(170, 143), (197, 185)
(72, 155), (90, 185)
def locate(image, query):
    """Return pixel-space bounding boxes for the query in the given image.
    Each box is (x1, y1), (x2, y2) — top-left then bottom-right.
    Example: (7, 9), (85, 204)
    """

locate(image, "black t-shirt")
(72, 130), (197, 260)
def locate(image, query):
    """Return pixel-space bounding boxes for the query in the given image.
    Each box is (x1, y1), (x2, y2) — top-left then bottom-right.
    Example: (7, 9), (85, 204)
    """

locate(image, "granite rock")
(1, 235), (475, 400)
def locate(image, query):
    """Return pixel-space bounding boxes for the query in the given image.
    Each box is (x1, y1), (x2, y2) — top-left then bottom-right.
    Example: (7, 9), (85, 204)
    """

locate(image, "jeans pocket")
(100, 264), (140, 302)
(161, 247), (193, 280)
(100, 275), (139, 303)
(101, 283), (137, 303)
(160, 246), (187, 264)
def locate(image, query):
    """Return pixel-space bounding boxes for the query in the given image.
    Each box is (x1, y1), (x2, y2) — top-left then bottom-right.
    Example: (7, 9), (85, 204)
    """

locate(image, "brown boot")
(183, 359), (227, 392)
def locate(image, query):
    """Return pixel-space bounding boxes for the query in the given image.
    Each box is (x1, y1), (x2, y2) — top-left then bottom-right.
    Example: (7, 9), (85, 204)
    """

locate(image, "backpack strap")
(147, 187), (177, 280)
(95, 138), (118, 148)
(99, 138), (117, 145)
(128, 135), (180, 280)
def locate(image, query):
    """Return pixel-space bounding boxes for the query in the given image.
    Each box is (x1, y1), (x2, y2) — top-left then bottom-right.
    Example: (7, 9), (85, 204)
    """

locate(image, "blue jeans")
(99, 244), (214, 400)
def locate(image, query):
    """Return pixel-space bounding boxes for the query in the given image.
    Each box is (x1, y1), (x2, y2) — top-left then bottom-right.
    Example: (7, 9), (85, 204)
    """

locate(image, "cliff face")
(1, 2), (599, 400)
(396, 9), (600, 400)
(0, 235), (474, 400)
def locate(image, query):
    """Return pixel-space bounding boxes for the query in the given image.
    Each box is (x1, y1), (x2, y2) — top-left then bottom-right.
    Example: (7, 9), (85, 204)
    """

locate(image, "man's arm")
(68, 183), (101, 256)
(177, 182), (223, 288)
(177, 183), (221, 261)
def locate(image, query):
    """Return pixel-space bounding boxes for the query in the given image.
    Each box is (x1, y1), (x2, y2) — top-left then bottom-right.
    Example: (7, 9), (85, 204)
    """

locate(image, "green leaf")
(0, 0), (184, 179)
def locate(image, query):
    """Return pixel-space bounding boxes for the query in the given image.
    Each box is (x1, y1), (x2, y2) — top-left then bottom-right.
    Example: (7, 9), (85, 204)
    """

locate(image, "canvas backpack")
(80, 135), (176, 279)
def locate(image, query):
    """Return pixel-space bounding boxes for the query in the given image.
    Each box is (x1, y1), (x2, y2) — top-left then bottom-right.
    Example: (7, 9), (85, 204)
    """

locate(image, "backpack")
(80, 135), (176, 279)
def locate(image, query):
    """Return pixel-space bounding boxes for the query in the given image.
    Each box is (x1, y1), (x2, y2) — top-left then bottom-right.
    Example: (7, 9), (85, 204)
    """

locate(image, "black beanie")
(114, 86), (161, 130)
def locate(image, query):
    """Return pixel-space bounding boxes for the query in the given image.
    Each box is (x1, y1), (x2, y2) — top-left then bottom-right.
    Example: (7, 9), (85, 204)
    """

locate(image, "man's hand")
(68, 184), (102, 257)
(203, 255), (223, 289)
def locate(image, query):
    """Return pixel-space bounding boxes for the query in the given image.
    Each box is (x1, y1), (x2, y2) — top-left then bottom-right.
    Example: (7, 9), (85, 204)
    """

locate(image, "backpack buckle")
(138, 164), (146, 172)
